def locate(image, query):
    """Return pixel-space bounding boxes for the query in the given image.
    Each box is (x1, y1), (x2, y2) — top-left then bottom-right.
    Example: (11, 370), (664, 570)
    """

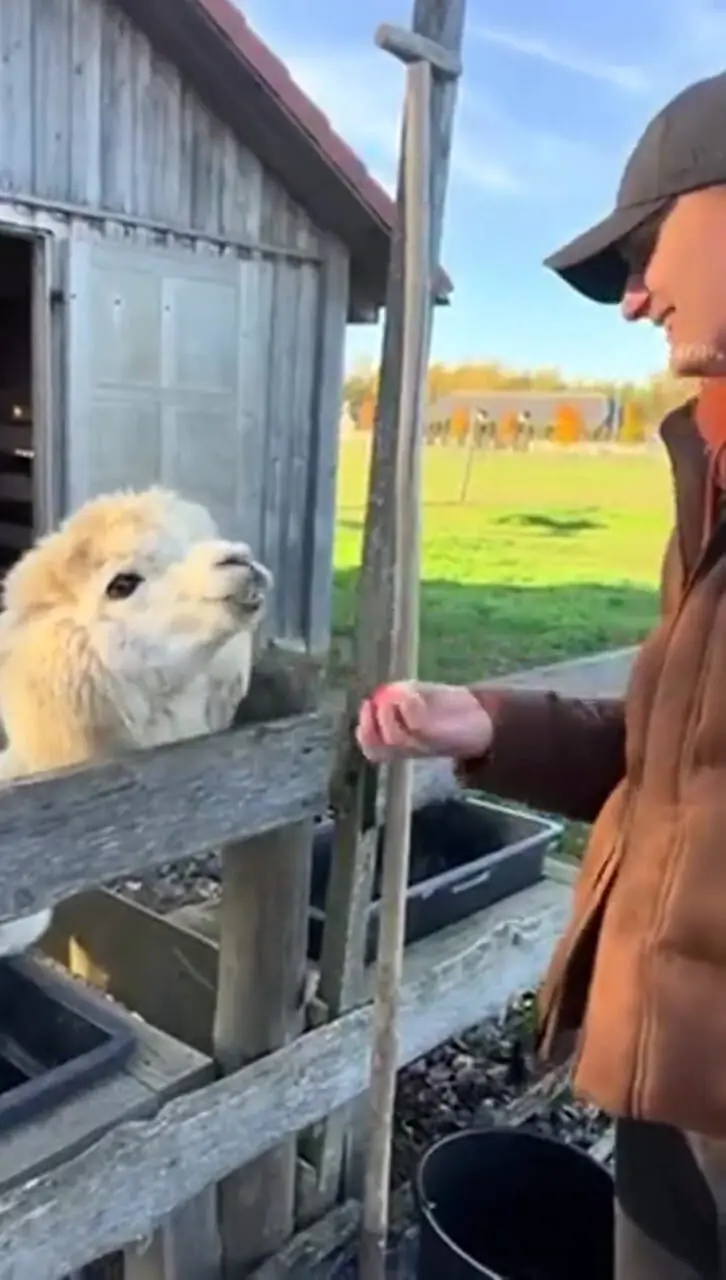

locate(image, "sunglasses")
(618, 200), (676, 275)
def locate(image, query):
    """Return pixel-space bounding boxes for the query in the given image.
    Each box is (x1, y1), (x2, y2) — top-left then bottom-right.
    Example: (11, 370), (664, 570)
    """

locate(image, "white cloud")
(239, 6), (600, 203)
(282, 45), (522, 195)
(277, 45), (523, 197)
(470, 23), (651, 95)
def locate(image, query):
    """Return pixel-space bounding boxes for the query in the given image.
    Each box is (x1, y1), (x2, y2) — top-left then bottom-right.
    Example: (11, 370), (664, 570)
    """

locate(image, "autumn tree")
(552, 403), (585, 445)
(450, 405), (470, 446)
(619, 400), (647, 443)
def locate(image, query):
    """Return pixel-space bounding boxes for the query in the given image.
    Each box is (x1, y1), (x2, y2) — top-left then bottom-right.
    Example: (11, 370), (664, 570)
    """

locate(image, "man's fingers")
(372, 681), (428, 735)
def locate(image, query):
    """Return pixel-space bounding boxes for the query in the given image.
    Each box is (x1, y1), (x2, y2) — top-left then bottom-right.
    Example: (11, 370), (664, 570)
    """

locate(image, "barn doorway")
(0, 233), (35, 575)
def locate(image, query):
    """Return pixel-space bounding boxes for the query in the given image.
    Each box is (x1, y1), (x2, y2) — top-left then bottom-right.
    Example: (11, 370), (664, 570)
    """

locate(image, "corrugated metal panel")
(64, 238), (245, 516)
(61, 229), (339, 647)
(0, 0), (322, 255)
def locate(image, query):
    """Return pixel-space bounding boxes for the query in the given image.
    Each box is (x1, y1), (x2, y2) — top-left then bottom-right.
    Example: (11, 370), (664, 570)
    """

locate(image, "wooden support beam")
(213, 646), (321, 1274)
(123, 1192), (222, 1280)
(248, 1200), (360, 1279)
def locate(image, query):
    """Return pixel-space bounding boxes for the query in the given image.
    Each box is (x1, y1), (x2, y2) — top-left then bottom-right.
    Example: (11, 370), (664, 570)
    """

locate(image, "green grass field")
(332, 438), (673, 685)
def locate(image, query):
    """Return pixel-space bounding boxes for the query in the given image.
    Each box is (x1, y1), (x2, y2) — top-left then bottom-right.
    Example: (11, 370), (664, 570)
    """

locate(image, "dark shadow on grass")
(497, 512), (604, 536)
(330, 573), (658, 685)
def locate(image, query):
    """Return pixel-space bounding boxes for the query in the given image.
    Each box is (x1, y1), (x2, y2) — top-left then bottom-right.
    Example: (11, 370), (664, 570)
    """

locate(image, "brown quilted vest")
(461, 396), (726, 1135)
(536, 400), (726, 1134)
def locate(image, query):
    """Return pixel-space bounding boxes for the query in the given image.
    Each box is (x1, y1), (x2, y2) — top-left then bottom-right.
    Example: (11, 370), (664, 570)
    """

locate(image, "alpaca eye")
(106, 572), (144, 600)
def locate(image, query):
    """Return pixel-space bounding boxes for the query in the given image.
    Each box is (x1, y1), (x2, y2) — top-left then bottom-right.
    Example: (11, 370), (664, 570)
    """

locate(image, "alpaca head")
(0, 486), (272, 957)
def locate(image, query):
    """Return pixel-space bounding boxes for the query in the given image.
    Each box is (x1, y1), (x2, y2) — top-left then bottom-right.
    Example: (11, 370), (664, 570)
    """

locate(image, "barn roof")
(116, 0), (452, 313)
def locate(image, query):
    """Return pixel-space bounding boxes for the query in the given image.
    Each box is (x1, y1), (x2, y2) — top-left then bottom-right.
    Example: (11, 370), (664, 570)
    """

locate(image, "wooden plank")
(261, 258), (297, 637)
(31, 0), (72, 200)
(0, 710), (333, 921)
(214, 653), (319, 1272)
(303, 238), (348, 654)
(248, 1199), (360, 1279)
(98, 5), (136, 213)
(0, 0), (33, 193)
(43, 890), (219, 1055)
(124, 1191), (222, 1280)
(0, 878), (570, 1277)
(69, 0), (103, 206)
(280, 262), (315, 643)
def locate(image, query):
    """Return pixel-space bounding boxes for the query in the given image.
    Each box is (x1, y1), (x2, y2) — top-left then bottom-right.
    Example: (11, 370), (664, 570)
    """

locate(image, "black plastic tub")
(307, 797), (562, 964)
(0, 954), (136, 1134)
(415, 1128), (614, 1279)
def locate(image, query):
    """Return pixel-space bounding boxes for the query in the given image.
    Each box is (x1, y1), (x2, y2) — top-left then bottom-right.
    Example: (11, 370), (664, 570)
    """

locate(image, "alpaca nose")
(216, 552), (250, 569)
(216, 553), (268, 587)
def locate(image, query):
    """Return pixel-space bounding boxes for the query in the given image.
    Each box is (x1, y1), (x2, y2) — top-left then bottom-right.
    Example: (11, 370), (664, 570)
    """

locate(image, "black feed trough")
(0, 953), (136, 1134)
(307, 796), (562, 964)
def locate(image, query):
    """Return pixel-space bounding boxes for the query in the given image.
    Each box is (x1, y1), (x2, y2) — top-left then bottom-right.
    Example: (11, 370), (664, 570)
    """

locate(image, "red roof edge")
(195, 0), (454, 299)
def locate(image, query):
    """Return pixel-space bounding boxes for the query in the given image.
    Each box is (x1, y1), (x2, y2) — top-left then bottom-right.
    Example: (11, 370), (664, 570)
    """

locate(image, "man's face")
(620, 188), (726, 377)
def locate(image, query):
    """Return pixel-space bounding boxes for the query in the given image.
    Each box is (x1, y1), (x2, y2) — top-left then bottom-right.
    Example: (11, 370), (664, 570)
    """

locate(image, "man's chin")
(669, 340), (726, 378)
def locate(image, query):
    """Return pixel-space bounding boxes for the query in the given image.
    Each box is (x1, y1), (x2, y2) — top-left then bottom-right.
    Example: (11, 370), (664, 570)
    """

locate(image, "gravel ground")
(391, 992), (609, 1189)
(327, 995), (611, 1279)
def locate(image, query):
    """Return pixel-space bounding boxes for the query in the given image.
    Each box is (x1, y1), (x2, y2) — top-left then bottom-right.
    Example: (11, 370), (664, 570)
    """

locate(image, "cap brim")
(544, 198), (666, 303)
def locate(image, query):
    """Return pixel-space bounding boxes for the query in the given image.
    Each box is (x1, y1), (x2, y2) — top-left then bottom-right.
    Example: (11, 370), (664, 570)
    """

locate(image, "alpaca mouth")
(227, 589), (266, 615)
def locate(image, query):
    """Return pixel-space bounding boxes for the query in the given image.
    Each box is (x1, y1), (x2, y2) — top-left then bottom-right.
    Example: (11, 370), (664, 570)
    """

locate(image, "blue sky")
(242, 0), (726, 381)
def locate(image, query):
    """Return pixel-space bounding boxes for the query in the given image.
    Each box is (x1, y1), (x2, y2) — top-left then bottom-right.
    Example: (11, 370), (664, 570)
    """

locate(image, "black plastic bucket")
(415, 1127), (614, 1279)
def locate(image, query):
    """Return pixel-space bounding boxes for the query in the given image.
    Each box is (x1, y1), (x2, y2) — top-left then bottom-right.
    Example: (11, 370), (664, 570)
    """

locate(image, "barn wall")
(0, 0), (351, 652)
(0, 0), (323, 256)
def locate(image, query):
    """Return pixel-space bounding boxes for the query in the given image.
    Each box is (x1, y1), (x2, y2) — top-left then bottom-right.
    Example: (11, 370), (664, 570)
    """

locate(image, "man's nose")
(621, 273), (651, 321)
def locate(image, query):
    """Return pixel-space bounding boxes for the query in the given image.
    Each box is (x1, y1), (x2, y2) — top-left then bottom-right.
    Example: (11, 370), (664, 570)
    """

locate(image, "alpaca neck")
(0, 718), (112, 782)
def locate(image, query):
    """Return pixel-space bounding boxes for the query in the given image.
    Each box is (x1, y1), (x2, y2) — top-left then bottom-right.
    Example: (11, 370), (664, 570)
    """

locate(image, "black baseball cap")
(545, 70), (726, 304)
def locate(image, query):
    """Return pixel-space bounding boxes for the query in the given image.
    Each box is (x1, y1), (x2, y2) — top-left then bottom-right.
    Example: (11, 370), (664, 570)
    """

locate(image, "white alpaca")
(0, 486), (272, 958)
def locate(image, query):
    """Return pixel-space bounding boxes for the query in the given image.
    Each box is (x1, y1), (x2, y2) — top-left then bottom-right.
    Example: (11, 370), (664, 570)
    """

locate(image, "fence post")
(213, 643), (323, 1274)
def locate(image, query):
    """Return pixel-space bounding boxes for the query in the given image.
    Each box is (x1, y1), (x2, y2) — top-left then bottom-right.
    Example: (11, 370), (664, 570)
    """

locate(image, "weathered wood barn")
(0, 0), (397, 652)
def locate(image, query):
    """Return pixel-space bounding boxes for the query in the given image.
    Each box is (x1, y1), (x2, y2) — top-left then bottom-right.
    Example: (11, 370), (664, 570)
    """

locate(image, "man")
(356, 70), (726, 1278)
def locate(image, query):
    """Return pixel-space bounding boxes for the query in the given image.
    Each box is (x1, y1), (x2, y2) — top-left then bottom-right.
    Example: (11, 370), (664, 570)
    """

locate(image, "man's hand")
(356, 680), (494, 763)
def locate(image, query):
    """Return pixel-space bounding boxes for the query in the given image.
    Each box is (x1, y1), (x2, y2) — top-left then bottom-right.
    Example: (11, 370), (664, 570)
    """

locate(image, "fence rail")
(0, 878), (569, 1278)
(0, 711), (333, 922)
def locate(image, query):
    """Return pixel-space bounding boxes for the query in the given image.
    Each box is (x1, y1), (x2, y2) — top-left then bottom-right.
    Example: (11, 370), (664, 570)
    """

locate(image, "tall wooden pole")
(315, 0), (466, 1225)
(359, 12), (465, 1278)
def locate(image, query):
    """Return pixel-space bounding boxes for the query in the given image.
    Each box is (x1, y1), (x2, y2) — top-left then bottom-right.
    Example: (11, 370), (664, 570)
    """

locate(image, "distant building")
(430, 389), (620, 438)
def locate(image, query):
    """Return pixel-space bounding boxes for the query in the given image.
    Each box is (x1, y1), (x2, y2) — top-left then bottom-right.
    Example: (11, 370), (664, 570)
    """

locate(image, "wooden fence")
(0, 701), (571, 1278)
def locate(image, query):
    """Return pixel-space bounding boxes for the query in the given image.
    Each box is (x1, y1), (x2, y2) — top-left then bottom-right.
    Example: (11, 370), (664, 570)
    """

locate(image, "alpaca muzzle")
(219, 555), (272, 616)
